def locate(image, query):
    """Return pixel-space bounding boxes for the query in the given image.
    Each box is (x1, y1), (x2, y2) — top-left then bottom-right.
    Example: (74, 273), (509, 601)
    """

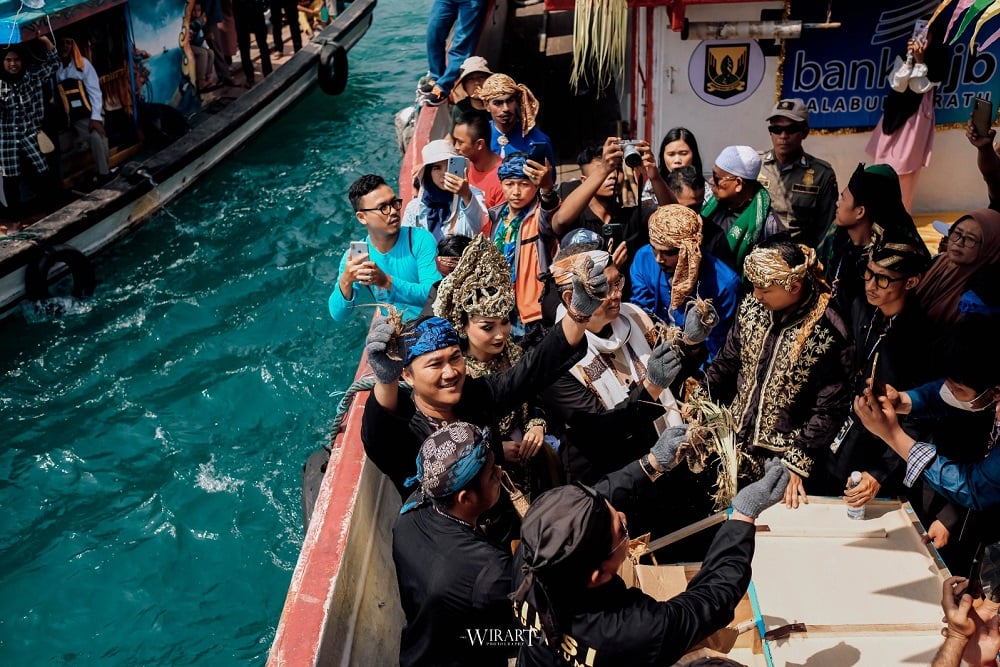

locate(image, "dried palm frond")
(682, 385), (744, 510)
(570, 0), (629, 96)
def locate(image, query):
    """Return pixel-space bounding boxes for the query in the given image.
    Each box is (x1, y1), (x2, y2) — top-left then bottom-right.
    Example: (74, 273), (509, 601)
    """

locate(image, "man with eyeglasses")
(821, 215), (936, 506)
(757, 99), (838, 249)
(540, 246), (719, 536)
(701, 145), (784, 273)
(328, 174), (441, 322)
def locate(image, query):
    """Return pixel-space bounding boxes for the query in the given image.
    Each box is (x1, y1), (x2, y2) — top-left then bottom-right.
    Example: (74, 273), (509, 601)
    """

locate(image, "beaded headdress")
(433, 234), (515, 328)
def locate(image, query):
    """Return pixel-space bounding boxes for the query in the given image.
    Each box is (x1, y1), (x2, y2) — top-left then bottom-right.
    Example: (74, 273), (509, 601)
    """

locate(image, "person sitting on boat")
(474, 74), (555, 168)
(489, 151), (567, 342)
(855, 315), (1000, 513)
(666, 165), (706, 215)
(402, 139), (486, 241)
(703, 146), (783, 275)
(416, 0), (487, 106)
(821, 215), (936, 504)
(434, 234), (559, 502)
(820, 163), (905, 321)
(449, 56), (492, 129)
(452, 110), (504, 209)
(329, 174), (440, 322)
(539, 246), (717, 535)
(557, 138), (675, 300)
(418, 233), (472, 317)
(630, 204), (740, 362)
(0, 36), (58, 219)
(913, 209), (1000, 329)
(757, 99), (838, 249)
(359, 253), (608, 501)
(701, 237), (852, 509)
(511, 457), (789, 667)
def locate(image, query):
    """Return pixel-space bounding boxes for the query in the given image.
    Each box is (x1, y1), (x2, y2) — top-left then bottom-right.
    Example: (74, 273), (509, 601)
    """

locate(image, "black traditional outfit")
(392, 423), (515, 667)
(824, 213), (937, 492)
(512, 463), (755, 667)
(705, 246), (853, 482)
(361, 323), (584, 498)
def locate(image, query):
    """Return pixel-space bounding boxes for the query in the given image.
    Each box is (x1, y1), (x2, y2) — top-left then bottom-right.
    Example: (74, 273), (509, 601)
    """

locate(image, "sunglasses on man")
(768, 123), (806, 136)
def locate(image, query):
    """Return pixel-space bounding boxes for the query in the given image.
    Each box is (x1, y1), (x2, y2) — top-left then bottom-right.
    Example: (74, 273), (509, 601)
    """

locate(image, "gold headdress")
(433, 234), (515, 328)
(743, 244), (826, 290)
(743, 243), (831, 367)
(648, 205), (703, 310)
(473, 74), (539, 138)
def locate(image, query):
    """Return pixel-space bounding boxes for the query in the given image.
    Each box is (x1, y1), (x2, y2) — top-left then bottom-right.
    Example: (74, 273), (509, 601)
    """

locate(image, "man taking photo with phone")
(329, 174), (441, 322)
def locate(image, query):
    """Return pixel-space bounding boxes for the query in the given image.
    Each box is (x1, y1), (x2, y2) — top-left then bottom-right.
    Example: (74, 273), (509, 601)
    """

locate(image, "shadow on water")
(0, 0), (431, 664)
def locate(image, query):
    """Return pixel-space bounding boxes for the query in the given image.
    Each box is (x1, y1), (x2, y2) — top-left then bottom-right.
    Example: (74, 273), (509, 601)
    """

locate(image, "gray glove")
(732, 458), (789, 519)
(649, 424), (688, 472)
(682, 301), (720, 344)
(365, 316), (404, 385)
(569, 257), (609, 317)
(646, 342), (682, 388)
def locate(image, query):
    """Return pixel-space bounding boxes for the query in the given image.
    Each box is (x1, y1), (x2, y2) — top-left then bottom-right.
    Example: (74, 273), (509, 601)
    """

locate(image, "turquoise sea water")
(0, 1), (427, 663)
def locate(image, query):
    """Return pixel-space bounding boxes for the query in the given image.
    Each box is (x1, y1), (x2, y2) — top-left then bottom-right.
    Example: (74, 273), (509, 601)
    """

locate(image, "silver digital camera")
(619, 140), (643, 168)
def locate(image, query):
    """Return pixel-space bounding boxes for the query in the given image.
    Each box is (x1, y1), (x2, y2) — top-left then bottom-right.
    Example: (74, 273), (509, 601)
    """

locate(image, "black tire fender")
(318, 41), (348, 96)
(24, 244), (96, 301)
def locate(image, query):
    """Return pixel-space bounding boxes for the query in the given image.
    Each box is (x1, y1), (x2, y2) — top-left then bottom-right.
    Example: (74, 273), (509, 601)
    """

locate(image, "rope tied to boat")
(324, 375), (409, 451)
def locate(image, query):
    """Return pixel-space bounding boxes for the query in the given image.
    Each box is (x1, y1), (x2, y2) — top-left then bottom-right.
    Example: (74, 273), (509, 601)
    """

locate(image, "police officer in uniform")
(758, 98), (838, 248)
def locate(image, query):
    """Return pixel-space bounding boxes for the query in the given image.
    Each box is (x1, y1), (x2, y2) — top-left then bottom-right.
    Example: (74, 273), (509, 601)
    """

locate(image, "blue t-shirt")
(328, 226), (441, 322)
(629, 246), (741, 361)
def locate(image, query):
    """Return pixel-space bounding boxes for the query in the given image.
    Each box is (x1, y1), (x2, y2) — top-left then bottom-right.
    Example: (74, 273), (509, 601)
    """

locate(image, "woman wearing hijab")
(914, 209), (1000, 328)
(0, 36), (58, 220)
(403, 139), (486, 241)
(866, 18), (947, 211)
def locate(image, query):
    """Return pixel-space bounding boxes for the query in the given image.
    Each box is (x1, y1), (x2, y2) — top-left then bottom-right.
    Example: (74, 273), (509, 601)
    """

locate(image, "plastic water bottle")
(846, 471), (866, 520)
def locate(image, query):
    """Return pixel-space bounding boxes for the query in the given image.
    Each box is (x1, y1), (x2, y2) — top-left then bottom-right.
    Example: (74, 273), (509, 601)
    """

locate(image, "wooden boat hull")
(0, 0), (375, 321)
(268, 357), (405, 667)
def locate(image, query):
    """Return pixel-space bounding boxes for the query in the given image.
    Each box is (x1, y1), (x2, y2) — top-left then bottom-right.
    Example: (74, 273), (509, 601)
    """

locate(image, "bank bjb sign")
(780, 1), (1000, 129)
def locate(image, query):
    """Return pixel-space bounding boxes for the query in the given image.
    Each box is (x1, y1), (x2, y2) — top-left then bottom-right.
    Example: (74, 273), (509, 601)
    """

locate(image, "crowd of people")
(325, 23), (1000, 667)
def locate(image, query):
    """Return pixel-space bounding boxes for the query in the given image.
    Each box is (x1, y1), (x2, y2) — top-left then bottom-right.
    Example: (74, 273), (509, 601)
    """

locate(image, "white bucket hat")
(452, 56), (493, 101)
(412, 139), (460, 183)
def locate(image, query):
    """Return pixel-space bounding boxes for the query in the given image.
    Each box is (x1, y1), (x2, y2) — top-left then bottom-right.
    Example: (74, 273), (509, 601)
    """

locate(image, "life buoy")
(318, 42), (348, 96)
(24, 244), (96, 301)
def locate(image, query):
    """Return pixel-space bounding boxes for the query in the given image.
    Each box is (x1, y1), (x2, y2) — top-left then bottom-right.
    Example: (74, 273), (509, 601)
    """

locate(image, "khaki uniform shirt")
(757, 150), (838, 248)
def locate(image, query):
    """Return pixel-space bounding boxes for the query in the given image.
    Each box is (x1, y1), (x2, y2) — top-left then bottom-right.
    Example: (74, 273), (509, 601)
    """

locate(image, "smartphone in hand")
(528, 141), (547, 166)
(869, 352), (887, 398)
(349, 240), (368, 261)
(445, 156), (467, 179)
(972, 97), (993, 138)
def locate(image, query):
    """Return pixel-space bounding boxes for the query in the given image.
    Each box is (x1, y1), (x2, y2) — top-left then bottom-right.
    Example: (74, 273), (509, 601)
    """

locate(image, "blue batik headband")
(400, 422), (491, 514)
(402, 316), (461, 366)
(497, 153), (530, 182)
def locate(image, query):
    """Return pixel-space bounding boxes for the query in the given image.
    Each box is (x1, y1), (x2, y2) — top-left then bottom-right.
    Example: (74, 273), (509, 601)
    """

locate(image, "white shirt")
(55, 57), (103, 122)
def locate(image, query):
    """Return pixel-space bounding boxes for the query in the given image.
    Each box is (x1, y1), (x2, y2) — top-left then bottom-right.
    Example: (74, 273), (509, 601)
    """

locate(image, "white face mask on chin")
(939, 383), (997, 412)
